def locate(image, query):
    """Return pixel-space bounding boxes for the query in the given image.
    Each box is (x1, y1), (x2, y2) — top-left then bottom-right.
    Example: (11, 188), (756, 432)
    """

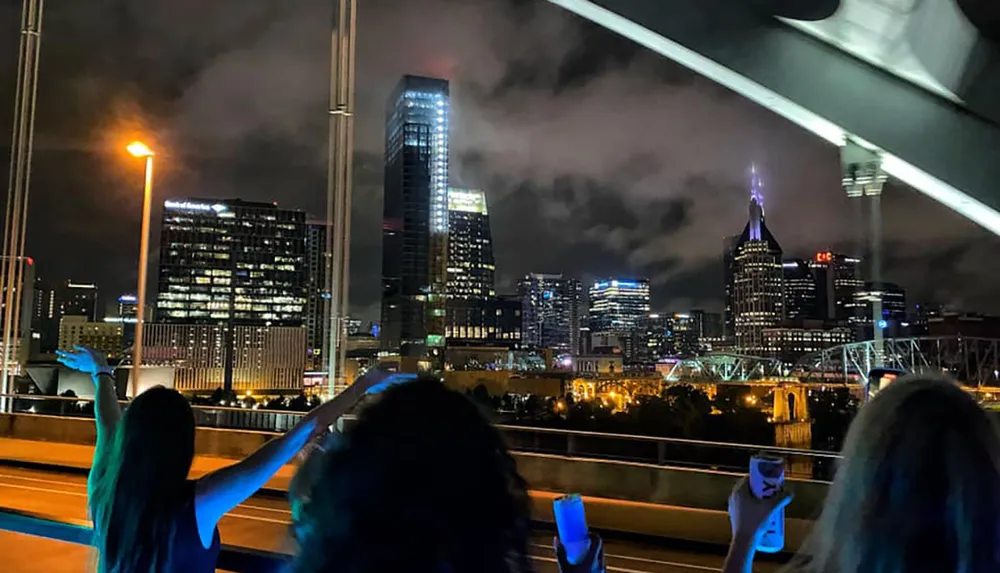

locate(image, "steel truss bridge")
(660, 353), (785, 382)
(794, 336), (1000, 386)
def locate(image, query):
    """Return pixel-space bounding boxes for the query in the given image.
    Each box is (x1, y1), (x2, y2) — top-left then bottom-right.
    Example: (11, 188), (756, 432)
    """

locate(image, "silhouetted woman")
(724, 375), (1000, 573)
(290, 376), (534, 573)
(57, 345), (410, 573)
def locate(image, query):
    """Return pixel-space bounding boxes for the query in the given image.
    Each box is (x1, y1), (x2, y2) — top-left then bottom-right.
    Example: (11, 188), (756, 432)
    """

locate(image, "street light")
(127, 141), (154, 397)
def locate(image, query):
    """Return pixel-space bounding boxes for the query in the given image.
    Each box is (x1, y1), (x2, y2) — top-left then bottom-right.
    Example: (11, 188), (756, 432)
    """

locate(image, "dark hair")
(90, 386), (196, 572)
(794, 375), (1000, 572)
(292, 377), (532, 573)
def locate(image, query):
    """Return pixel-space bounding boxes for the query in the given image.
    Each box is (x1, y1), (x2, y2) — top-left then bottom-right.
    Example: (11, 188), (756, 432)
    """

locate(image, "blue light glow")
(877, 319), (889, 329)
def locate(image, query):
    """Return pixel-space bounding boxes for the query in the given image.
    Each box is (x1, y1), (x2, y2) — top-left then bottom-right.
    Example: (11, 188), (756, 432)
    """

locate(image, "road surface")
(0, 464), (784, 572)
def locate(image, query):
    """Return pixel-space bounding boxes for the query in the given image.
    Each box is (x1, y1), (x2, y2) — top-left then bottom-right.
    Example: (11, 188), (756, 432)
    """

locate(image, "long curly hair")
(792, 375), (1000, 572)
(291, 377), (532, 573)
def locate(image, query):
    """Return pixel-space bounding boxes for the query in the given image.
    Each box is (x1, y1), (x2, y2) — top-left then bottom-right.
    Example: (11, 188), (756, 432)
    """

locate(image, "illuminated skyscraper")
(782, 259), (819, 320)
(588, 279), (651, 334)
(445, 188), (496, 345)
(518, 274), (583, 354)
(730, 166), (783, 354)
(154, 198), (308, 392)
(810, 251), (865, 321)
(381, 75), (450, 357)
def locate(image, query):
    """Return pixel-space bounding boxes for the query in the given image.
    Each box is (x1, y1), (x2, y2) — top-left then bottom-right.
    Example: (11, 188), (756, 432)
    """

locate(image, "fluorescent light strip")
(547, 0), (1000, 237)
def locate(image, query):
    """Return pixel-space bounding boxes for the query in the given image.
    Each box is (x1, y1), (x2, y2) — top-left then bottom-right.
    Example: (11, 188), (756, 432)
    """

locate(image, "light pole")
(127, 141), (154, 397)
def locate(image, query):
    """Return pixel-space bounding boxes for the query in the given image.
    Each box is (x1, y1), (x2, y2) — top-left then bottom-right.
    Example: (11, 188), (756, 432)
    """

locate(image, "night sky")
(1, 0), (998, 322)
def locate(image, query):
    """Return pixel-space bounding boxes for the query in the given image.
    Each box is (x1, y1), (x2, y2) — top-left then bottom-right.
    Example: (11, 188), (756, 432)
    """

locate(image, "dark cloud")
(0, 0), (997, 322)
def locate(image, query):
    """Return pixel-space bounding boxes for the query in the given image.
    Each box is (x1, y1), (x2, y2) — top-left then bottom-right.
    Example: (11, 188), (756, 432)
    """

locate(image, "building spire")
(748, 163), (764, 240)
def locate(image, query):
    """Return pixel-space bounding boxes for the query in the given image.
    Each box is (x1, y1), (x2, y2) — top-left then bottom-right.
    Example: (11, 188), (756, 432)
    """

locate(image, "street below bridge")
(0, 464), (784, 573)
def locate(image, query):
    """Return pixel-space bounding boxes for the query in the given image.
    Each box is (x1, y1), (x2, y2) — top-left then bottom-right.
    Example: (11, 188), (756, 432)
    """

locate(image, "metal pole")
(132, 155), (154, 396)
(324, 0), (357, 397)
(1, 0), (43, 410)
(869, 193), (884, 367)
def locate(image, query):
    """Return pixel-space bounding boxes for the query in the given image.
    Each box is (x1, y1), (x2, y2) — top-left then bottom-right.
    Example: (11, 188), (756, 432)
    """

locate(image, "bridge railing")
(0, 508), (287, 572)
(0, 393), (842, 481)
(1, 393), (306, 432)
(496, 423), (841, 481)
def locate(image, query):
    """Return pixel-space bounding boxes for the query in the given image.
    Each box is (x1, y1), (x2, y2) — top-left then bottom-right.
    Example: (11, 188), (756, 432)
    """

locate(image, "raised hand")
(56, 346), (112, 377)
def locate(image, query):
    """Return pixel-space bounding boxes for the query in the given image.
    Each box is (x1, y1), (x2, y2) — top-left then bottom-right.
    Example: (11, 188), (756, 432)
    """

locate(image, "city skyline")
(2, 0), (1000, 326)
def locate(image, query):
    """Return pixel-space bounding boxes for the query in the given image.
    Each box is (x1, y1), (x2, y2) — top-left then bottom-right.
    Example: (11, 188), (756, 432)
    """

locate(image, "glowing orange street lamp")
(127, 141), (154, 396)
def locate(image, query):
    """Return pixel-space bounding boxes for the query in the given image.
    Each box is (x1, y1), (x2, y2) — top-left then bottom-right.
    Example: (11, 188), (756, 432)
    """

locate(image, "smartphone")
(866, 368), (905, 402)
(749, 454), (785, 553)
(553, 494), (590, 565)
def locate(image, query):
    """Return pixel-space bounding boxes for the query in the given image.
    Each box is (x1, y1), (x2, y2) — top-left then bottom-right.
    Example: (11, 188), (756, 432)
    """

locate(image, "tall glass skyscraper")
(518, 273), (583, 354)
(381, 75), (450, 357)
(446, 188), (496, 345)
(729, 166), (783, 355)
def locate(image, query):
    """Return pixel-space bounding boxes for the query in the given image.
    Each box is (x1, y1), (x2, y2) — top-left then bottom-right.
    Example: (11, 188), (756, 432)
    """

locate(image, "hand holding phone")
(749, 455), (786, 553)
(553, 494), (590, 565)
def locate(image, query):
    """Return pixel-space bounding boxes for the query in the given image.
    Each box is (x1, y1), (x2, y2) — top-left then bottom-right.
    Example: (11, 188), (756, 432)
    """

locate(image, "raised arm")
(56, 347), (122, 496)
(56, 347), (121, 446)
(193, 370), (416, 547)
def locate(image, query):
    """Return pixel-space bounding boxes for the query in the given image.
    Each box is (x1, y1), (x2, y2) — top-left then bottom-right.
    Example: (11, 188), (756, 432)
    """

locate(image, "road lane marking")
(0, 482), (86, 497)
(0, 472), (86, 488)
(225, 512), (291, 526)
(529, 543), (719, 572)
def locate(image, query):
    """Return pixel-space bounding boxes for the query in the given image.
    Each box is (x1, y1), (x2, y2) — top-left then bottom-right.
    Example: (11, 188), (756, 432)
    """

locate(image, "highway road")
(0, 464), (784, 572)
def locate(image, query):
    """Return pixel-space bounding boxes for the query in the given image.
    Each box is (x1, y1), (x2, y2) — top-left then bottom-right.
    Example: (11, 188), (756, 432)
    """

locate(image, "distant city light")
(877, 319), (889, 329)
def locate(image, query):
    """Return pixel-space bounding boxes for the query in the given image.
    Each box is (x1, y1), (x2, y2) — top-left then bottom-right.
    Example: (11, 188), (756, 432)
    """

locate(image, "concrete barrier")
(0, 413), (275, 459)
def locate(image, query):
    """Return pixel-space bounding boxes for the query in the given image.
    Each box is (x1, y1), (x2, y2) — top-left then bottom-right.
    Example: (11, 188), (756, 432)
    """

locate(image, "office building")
(381, 75), (450, 357)
(589, 278), (651, 364)
(643, 312), (701, 362)
(846, 282), (907, 338)
(304, 222), (328, 370)
(810, 251), (865, 321)
(783, 259), (819, 320)
(142, 323), (305, 393)
(445, 188), (496, 345)
(729, 166), (783, 355)
(154, 198), (308, 391)
(490, 295), (522, 347)
(156, 198), (307, 325)
(61, 281), (98, 321)
(59, 315), (124, 358)
(107, 294), (139, 350)
(518, 274), (583, 354)
(588, 279), (651, 334)
(31, 275), (57, 354)
(762, 322), (852, 364)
